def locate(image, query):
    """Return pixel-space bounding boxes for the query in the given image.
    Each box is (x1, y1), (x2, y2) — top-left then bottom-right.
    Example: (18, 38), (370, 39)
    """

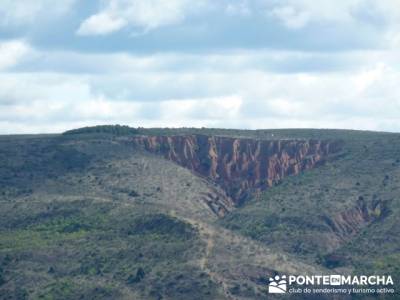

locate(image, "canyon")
(130, 134), (343, 210)
(2, 127), (399, 300)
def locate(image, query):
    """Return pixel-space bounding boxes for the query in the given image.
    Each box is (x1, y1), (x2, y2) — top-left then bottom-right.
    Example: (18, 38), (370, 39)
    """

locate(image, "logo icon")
(268, 275), (287, 293)
(330, 275), (341, 286)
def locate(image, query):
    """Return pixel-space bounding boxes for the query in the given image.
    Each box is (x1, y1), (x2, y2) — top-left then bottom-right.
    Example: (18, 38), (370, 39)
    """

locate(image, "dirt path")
(184, 215), (330, 299)
(185, 219), (236, 299)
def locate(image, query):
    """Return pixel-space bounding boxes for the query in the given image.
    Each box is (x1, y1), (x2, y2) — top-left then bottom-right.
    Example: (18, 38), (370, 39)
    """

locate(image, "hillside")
(0, 127), (399, 299)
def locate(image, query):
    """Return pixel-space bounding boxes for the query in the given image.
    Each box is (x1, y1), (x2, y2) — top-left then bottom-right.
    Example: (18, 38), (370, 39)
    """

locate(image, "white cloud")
(1, 53), (400, 134)
(159, 95), (242, 120)
(270, 5), (310, 29)
(370, 0), (400, 22)
(0, 0), (75, 27)
(352, 63), (387, 92)
(77, 0), (200, 35)
(267, 0), (400, 30)
(77, 12), (126, 35)
(268, 0), (359, 29)
(225, 1), (251, 16)
(0, 40), (32, 70)
(1, 1), (400, 135)
(0, 42), (399, 134)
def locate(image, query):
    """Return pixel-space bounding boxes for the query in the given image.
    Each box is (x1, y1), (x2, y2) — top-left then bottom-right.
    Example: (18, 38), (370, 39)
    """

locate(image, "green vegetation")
(0, 133), (224, 299)
(63, 125), (138, 136)
(221, 130), (400, 289)
(1, 127), (399, 299)
(0, 199), (219, 299)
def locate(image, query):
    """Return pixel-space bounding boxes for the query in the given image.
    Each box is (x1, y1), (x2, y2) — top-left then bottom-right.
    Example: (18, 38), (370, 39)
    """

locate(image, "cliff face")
(131, 135), (342, 206)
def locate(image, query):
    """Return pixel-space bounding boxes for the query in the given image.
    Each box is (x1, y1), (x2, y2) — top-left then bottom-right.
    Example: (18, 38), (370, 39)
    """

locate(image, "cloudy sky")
(0, 0), (400, 134)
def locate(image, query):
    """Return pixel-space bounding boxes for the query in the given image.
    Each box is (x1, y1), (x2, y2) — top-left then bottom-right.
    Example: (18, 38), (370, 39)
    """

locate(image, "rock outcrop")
(322, 197), (387, 241)
(130, 135), (342, 206)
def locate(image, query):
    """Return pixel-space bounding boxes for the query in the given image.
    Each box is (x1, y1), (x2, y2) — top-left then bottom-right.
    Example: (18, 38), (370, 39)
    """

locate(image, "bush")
(127, 267), (145, 284)
(126, 214), (194, 239)
(129, 190), (139, 197)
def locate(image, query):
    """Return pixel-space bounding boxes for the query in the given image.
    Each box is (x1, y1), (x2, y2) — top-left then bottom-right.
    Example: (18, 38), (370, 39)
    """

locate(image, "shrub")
(127, 267), (145, 284)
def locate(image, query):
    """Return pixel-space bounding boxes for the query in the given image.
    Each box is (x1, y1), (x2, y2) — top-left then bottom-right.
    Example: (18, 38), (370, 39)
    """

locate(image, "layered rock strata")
(130, 135), (342, 207)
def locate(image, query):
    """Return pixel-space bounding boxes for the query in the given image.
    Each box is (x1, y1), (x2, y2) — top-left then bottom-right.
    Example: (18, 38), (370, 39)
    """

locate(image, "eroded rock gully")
(323, 197), (388, 241)
(130, 134), (342, 213)
(131, 135), (341, 205)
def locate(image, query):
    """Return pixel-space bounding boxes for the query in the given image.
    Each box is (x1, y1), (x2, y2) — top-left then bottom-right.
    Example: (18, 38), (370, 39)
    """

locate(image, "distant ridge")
(63, 124), (138, 136)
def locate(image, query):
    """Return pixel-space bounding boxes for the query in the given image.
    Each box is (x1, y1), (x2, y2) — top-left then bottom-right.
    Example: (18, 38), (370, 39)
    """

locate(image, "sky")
(0, 0), (400, 134)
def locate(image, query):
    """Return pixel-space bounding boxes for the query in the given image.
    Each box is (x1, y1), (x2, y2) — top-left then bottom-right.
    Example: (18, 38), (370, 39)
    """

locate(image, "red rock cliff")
(130, 135), (342, 205)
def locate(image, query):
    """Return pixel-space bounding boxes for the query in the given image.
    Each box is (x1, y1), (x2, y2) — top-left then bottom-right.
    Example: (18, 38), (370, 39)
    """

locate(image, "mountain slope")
(0, 128), (399, 299)
(220, 130), (400, 284)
